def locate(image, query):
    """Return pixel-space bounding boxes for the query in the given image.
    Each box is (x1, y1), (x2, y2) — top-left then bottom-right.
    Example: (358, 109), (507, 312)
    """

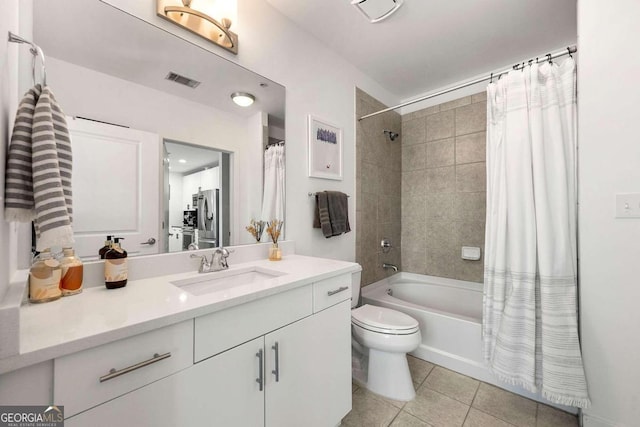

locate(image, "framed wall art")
(308, 115), (342, 180)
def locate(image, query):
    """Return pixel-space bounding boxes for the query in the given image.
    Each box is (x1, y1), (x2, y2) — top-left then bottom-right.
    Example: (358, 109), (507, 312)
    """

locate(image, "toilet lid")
(351, 304), (419, 333)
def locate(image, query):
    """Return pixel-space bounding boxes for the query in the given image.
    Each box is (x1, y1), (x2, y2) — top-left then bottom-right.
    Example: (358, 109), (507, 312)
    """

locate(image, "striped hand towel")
(4, 85), (74, 250)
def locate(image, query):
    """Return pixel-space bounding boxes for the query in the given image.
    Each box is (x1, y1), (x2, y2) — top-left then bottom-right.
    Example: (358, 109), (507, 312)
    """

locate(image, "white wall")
(102, 0), (399, 260)
(45, 57), (256, 246)
(169, 172), (184, 228)
(578, 1), (640, 426)
(0, 2), (16, 299)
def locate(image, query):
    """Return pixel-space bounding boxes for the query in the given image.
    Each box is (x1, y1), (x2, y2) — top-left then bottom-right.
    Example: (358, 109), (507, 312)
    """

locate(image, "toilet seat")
(351, 304), (419, 335)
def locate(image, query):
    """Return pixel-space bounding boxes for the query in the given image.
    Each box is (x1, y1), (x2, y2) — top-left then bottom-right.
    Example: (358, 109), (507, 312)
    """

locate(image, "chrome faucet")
(382, 263), (398, 272)
(191, 247), (233, 273)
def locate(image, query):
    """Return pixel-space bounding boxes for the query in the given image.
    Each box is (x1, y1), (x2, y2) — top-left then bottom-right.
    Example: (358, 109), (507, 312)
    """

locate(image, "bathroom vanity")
(0, 249), (359, 426)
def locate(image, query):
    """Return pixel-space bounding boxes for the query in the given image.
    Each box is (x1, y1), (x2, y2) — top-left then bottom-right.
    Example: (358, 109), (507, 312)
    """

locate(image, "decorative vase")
(268, 243), (282, 261)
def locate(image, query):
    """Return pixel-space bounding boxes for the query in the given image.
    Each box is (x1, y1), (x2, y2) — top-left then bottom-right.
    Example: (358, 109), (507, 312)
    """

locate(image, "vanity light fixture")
(231, 92), (255, 107)
(351, 0), (404, 23)
(157, 0), (238, 55)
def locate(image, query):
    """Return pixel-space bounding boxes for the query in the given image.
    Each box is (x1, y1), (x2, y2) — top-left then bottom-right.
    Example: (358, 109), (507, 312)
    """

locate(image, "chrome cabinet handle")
(327, 286), (349, 296)
(271, 342), (280, 382)
(99, 352), (171, 383)
(141, 238), (157, 245)
(256, 349), (264, 391)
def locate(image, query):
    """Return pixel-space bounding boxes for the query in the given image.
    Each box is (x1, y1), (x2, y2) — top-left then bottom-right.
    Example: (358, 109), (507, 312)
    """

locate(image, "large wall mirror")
(32, 0), (286, 260)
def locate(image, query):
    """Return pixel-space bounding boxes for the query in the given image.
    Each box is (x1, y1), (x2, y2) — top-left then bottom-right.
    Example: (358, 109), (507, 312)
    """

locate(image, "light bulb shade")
(231, 92), (255, 107)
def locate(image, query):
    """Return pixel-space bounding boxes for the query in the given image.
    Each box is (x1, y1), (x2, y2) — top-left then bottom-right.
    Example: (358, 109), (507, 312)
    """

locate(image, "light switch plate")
(615, 193), (640, 218)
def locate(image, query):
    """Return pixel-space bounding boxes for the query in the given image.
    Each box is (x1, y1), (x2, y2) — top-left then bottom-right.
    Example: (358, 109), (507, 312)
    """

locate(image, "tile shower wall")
(401, 93), (487, 283)
(355, 88), (402, 287)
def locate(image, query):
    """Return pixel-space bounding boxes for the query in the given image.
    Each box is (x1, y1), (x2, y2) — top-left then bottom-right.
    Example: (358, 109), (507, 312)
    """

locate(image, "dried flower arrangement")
(266, 219), (284, 245)
(245, 219), (265, 242)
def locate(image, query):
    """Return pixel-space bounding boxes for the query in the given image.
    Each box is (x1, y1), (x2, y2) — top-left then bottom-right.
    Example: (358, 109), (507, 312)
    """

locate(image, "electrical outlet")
(615, 193), (640, 218)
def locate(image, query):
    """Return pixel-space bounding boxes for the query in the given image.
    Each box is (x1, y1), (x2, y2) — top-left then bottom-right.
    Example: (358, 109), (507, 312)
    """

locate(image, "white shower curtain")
(261, 144), (285, 222)
(483, 57), (590, 408)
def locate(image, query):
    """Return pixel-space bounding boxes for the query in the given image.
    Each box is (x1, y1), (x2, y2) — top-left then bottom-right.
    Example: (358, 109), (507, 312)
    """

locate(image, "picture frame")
(308, 115), (343, 180)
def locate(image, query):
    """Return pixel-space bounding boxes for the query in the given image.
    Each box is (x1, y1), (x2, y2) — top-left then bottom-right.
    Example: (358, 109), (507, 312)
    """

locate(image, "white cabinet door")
(265, 301), (352, 427)
(68, 117), (160, 259)
(66, 337), (265, 427)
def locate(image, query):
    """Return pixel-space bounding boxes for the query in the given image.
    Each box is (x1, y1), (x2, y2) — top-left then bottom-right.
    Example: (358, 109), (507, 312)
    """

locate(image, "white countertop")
(0, 255), (360, 374)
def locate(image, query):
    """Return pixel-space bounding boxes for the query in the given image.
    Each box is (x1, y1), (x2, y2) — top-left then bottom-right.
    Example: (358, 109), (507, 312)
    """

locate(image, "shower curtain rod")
(359, 45), (577, 121)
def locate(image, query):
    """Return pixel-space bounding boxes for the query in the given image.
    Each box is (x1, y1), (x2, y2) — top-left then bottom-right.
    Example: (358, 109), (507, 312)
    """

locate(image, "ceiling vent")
(165, 71), (201, 88)
(351, 0), (403, 23)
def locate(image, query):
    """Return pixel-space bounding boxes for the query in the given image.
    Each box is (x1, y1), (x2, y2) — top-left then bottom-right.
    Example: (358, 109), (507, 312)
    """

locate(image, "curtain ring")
(490, 72), (493, 84)
(567, 47), (573, 58)
(521, 62), (525, 72)
(547, 53), (552, 64)
(536, 57), (539, 63)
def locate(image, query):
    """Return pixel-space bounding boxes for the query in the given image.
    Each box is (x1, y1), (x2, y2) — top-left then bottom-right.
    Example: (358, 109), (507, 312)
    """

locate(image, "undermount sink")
(171, 266), (286, 296)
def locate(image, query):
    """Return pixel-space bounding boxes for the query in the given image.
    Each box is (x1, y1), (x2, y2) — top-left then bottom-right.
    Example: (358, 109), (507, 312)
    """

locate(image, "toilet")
(350, 272), (422, 401)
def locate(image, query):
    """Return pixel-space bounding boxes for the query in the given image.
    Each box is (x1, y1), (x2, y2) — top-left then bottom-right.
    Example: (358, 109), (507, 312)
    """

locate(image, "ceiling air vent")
(165, 71), (201, 88)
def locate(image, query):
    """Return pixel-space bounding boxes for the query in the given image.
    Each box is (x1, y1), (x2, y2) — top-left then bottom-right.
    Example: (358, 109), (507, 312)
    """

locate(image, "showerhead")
(383, 129), (399, 142)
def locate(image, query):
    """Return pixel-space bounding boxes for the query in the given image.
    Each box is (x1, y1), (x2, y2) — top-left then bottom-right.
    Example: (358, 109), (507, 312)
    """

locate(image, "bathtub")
(361, 272), (577, 413)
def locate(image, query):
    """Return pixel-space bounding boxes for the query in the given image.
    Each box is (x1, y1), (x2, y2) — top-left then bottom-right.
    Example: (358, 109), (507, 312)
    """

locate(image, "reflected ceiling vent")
(351, 0), (403, 23)
(165, 71), (201, 88)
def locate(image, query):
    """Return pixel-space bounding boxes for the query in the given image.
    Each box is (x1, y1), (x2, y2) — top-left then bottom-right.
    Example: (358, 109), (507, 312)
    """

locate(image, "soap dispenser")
(99, 235), (113, 259)
(60, 247), (84, 296)
(29, 249), (62, 303)
(105, 238), (128, 289)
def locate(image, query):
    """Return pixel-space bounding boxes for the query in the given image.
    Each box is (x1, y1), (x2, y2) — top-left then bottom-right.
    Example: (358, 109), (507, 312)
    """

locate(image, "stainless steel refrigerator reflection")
(193, 189), (219, 249)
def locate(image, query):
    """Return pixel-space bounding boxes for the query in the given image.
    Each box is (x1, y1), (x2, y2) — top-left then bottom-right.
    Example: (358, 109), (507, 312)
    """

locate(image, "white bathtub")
(362, 272), (577, 413)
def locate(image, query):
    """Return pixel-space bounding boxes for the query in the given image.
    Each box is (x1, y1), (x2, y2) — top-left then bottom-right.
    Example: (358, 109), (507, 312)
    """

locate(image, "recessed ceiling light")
(179, 159), (187, 163)
(231, 92), (255, 107)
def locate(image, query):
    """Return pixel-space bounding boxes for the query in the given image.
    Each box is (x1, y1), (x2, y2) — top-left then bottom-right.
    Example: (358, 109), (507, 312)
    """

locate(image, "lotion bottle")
(29, 249), (62, 303)
(105, 237), (128, 289)
(60, 248), (84, 296)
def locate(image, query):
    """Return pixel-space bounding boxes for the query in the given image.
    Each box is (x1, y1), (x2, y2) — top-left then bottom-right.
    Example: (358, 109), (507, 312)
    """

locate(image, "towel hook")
(8, 32), (47, 86)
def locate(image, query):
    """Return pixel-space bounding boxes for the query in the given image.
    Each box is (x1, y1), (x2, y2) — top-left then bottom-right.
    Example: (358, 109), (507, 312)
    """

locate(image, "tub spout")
(382, 263), (398, 272)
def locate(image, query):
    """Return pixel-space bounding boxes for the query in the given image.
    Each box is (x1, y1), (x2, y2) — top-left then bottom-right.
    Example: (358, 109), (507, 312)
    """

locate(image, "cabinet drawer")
(313, 275), (352, 312)
(195, 285), (312, 362)
(55, 320), (193, 417)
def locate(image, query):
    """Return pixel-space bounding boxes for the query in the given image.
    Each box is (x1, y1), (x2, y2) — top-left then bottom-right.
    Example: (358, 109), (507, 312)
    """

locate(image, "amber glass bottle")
(60, 248), (84, 296)
(104, 238), (128, 289)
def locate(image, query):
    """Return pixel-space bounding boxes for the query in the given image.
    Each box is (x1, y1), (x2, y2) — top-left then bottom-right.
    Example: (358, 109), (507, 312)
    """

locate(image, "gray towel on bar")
(313, 191), (350, 238)
(4, 84), (74, 250)
(314, 192), (333, 237)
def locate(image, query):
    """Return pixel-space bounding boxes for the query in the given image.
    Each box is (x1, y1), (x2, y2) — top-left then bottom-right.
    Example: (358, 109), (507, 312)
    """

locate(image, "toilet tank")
(351, 270), (362, 308)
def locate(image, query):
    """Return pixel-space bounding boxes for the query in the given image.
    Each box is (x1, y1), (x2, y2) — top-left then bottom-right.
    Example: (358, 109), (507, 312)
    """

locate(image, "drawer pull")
(99, 352), (171, 383)
(271, 342), (280, 382)
(256, 349), (264, 391)
(327, 286), (349, 296)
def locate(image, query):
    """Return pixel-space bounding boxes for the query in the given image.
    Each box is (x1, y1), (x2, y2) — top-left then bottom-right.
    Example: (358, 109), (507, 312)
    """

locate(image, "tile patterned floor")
(342, 356), (579, 427)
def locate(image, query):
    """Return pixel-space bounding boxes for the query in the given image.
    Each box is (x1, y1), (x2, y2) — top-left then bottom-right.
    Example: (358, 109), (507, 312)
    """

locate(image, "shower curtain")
(261, 144), (285, 222)
(483, 57), (590, 408)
